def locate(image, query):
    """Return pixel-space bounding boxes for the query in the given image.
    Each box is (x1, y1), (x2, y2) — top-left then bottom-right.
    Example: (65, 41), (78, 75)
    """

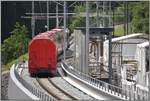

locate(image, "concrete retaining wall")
(8, 64), (39, 100)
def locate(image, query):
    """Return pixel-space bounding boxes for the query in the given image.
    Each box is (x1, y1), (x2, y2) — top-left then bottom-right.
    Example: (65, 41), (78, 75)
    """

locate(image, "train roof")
(33, 28), (63, 40)
(29, 28), (63, 45)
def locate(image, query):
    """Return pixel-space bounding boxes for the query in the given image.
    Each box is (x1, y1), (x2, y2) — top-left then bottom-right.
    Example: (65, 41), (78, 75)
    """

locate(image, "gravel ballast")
(1, 71), (10, 100)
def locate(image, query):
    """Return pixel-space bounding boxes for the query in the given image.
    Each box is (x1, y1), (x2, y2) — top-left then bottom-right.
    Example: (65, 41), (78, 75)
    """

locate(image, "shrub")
(2, 22), (29, 64)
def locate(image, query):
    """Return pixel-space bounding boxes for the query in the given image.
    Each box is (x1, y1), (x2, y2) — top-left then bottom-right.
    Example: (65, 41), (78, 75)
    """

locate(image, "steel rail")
(36, 78), (78, 100)
(48, 77), (78, 100)
(61, 61), (149, 100)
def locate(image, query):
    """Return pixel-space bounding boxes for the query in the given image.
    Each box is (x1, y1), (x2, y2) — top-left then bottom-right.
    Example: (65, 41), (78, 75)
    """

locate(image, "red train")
(28, 28), (64, 76)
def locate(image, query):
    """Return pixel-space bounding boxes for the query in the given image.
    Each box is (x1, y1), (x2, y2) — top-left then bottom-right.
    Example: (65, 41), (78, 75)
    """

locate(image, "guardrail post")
(101, 83), (103, 90)
(36, 89), (38, 97)
(32, 87), (34, 95)
(100, 82), (102, 89)
(117, 88), (119, 96)
(45, 96), (47, 101)
(40, 92), (42, 99)
(125, 89), (127, 99)
(45, 95), (48, 101)
(105, 83), (106, 91)
(145, 91), (146, 100)
(133, 90), (135, 100)
(137, 87), (139, 99)
(121, 88), (123, 98)
(139, 88), (141, 100)
(41, 92), (43, 99)
(96, 81), (98, 88)
(110, 86), (112, 93)
(108, 84), (109, 92)
(142, 90), (144, 100)
(48, 96), (50, 101)
(41, 93), (44, 99)
(97, 81), (100, 89)
(129, 89), (131, 100)
(147, 91), (148, 100)
(114, 87), (116, 95)
(135, 89), (137, 100)
(44, 95), (46, 101)
(94, 79), (96, 86)
(41, 94), (43, 99)
(43, 94), (45, 100)
(145, 91), (147, 100)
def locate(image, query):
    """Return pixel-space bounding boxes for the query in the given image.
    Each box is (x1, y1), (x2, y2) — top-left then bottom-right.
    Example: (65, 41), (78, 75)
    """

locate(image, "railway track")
(36, 77), (78, 100)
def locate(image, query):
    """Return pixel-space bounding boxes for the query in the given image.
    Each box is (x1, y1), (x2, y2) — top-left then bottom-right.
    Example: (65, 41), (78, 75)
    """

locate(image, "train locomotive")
(28, 28), (64, 76)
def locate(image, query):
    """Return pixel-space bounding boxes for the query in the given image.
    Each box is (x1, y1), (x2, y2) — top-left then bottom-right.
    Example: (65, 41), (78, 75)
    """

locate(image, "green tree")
(2, 22), (29, 64)
(68, 4), (86, 33)
(113, 6), (124, 25)
(131, 1), (149, 34)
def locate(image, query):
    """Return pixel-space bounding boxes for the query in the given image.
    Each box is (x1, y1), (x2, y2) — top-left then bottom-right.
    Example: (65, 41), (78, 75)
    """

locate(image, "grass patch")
(114, 24), (124, 36)
(2, 53), (28, 71)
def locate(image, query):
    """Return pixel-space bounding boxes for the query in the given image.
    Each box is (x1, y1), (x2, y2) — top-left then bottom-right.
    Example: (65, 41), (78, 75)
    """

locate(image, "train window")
(55, 32), (62, 43)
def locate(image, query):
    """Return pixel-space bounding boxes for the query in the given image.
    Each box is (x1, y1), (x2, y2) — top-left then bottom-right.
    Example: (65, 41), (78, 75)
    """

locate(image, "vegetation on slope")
(130, 1), (149, 34)
(114, 24), (124, 36)
(2, 53), (28, 71)
(2, 22), (29, 70)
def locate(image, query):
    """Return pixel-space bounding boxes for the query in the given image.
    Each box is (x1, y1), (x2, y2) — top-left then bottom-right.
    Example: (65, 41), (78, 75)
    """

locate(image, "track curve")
(36, 77), (78, 100)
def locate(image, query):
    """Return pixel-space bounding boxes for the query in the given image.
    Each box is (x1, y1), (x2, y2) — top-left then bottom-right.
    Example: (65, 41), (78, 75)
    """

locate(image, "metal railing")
(14, 63), (55, 101)
(62, 61), (149, 100)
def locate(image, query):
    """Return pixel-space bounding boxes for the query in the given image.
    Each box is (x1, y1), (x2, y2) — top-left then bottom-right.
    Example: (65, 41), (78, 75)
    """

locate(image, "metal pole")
(113, 7), (115, 36)
(108, 32), (112, 84)
(126, 2), (128, 35)
(66, 2), (68, 49)
(56, 3), (59, 28)
(96, 2), (100, 74)
(74, 30), (76, 69)
(148, 1), (150, 99)
(103, 1), (109, 27)
(128, 5), (131, 34)
(109, 1), (111, 26)
(96, 2), (99, 27)
(124, 1), (126, 35)
(103, 1), (104, 26)
(96, 40), (100, 72)
(104, 1), (112, 84)
(85, 1), (89, 74)
(63, 1), (67, 61)
(31, 1), (35, 38)
(47, 1), (49, 31)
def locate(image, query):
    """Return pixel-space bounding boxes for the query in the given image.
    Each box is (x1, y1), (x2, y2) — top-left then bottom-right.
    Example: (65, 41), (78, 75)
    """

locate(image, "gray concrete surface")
(51, 76), (93, 100)
(8, 64), (39, 100)
(1, 71), (10, 100)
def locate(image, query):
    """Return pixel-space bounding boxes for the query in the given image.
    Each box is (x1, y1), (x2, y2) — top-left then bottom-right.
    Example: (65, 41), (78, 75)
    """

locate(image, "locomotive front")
(28, 29), (64, 76)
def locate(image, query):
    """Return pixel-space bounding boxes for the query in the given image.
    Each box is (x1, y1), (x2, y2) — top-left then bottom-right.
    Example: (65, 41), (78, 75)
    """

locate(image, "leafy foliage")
(68, 4), (85, 33)
(2, 53), (28, 71)
(2, 22), (29, 65)
(131, 1), (149, 34)
(114, 24), (124, 36)
(113, 6), (124, 25)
